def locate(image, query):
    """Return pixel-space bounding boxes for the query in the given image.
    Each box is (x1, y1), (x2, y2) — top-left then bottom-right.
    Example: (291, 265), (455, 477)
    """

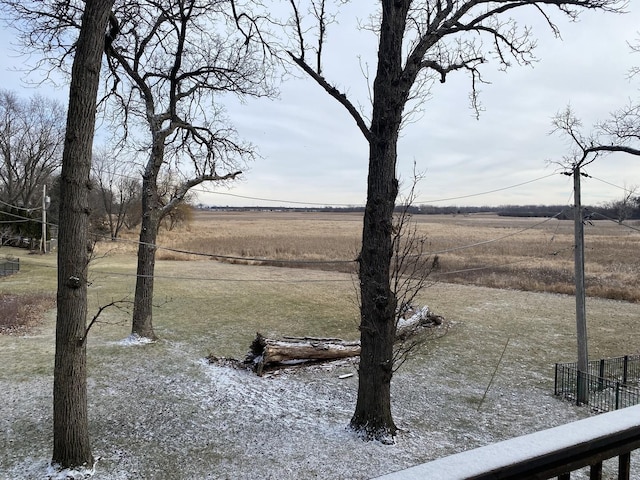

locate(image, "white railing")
(374, 404), (640, 480)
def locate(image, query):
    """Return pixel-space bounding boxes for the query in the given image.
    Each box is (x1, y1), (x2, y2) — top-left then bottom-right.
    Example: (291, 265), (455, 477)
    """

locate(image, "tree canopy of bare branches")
(0, 90), (65, 209)
(552, 104), (640, 171)
(91, 147), (141, 240)
(552, 35), (640, 170)
(281, 0), (627, 442)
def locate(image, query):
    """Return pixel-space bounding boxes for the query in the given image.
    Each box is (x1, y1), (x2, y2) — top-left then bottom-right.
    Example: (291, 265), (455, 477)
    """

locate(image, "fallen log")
(245, 334), (361, 376)
(241, 305), (445, 375)
(395, 305), (444, 341)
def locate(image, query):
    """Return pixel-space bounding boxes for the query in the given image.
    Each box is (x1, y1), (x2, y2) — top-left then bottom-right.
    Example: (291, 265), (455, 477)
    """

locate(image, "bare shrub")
(0, 293), (55, 334)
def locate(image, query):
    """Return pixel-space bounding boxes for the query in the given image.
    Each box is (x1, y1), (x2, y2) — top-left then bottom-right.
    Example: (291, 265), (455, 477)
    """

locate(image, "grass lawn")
(0, 216), (639, 479)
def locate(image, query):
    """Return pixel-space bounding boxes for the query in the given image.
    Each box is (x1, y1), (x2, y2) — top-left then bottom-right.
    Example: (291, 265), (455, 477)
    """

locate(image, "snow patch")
(47, 461), (96, 480)
(114, 334), (156, 346)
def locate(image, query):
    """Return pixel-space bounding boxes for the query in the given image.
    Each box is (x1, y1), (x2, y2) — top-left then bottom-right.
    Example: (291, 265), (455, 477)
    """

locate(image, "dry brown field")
(99, 209), (640, 303)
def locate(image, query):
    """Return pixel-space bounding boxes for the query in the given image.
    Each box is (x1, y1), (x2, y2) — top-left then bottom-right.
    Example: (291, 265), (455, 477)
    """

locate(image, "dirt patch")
(0, 293), (55, 334)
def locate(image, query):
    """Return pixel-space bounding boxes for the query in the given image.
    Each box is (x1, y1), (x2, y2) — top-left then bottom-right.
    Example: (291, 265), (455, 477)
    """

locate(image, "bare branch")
(552, 104), (640, 171)
(287, 51), (371, 141)
(80, 297), (133, 346)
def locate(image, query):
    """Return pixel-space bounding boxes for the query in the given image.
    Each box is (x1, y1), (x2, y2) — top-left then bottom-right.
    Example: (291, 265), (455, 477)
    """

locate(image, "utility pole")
(41, 184), (47, 254)
(41, 185), (50, 254)
(573, 165), (589, 404)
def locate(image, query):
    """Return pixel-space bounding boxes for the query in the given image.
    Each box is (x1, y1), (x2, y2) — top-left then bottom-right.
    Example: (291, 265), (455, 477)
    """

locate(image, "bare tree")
(552, 34), (640, 165)
(51, 0), (115, 472)
(91, 147), (141, 240)
(0, 90), (65, 209)
(102, 0), (274, 340)
(390, 175), (442, 371)
(600, 184), (639, 223)
(282, 0), (625, 441)
(552, 105), (640, 171)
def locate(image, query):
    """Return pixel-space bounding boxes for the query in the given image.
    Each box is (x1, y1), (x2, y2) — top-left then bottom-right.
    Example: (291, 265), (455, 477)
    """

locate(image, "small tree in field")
(91, 147), (141, 240)
(280, 0), (626, 441)
(601, 185), (638, 223)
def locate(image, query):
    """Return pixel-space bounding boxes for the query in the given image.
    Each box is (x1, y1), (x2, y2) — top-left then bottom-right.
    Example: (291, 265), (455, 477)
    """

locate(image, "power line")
(194, 190), (364, 207)
(589, 176), (637, 194)
(104, 236), (357, 265)
(414, 173), (560, 204)
(197, 172), (560, 206)
(0, 198), (42, 212)
(4, 204), (575, 268)
(587, 210), (640, 234)
(2, 200), (601, 287)
(425, 208), (571, 256)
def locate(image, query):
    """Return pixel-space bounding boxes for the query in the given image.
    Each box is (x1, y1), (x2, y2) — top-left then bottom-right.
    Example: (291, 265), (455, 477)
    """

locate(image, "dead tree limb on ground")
(233, 306), (445, 375)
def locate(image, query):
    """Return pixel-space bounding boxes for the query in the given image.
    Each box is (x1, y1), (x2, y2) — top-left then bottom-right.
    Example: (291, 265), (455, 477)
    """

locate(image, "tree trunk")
(52, 0), (114, 470)
(350, 0), (410, 442)
(131, 171), (161, 340)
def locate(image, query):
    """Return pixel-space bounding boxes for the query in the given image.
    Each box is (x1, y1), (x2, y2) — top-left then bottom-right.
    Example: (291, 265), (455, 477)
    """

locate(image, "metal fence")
(0, 257), (19, 277)
(555, 356), (640, 413)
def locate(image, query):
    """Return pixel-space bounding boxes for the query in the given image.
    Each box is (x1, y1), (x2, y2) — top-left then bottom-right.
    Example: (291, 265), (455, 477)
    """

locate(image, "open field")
(1, 211), (640, 479)
(105, 210), (640, 302)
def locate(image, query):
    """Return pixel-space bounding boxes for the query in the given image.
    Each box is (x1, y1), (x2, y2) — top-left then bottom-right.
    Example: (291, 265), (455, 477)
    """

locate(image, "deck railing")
(374, 404), (640, 480)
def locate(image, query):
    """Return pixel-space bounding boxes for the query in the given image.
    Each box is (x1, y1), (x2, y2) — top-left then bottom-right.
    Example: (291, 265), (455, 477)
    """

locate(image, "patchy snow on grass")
(3, 284), (640, 479)
(47, 462), (96, 480)
(115, 334), (156, 347)
(0, 335), (595, 480)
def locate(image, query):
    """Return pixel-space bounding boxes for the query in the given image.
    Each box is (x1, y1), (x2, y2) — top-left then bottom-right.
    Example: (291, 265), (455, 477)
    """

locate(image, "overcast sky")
(2, 3), (639, 208)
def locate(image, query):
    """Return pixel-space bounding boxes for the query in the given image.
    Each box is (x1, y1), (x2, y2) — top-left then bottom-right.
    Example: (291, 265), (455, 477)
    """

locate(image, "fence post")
(624, 356), (629, 385)
(555, 364), (559, 395)
(616, 382), (621, 410)
(599, 359), (605, 391)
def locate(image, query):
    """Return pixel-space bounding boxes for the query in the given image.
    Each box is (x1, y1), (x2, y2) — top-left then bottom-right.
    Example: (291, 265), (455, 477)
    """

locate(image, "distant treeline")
(199, 203), (640, 220)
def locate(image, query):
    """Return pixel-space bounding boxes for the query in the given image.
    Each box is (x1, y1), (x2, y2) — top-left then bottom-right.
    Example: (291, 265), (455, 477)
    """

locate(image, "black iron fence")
(0, 257), (19, 277)
(555, 355), (640, 412)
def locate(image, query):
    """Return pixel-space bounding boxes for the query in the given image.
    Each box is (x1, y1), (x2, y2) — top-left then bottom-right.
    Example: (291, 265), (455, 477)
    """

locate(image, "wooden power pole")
(41, 184), (47, 254)
(573, 165), (589, 404)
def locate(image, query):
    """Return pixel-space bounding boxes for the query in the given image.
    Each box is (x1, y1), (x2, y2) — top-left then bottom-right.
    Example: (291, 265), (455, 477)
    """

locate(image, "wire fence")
(555, 355), (640, 413)
(0, 258), (20, 277)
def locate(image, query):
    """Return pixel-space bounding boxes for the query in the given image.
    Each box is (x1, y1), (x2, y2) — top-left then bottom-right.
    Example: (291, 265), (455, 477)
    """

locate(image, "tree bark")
(350, 0), (410, 442)
(131, 160), (162, 340)
(53, 0), (114, 469)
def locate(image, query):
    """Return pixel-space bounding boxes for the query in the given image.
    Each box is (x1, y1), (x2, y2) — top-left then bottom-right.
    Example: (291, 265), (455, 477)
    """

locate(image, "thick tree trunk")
(131, 172), (161, 340)
(53, 0), (114, 470)
(350, 0), (410, 442)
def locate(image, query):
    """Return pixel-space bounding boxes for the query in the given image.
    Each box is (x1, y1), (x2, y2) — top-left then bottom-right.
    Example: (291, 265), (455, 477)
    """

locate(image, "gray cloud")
(1, 4), (638, 209)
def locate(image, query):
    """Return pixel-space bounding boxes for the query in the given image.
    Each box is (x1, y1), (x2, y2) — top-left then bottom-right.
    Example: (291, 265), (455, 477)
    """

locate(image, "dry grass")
(94, 210), (640, 303)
